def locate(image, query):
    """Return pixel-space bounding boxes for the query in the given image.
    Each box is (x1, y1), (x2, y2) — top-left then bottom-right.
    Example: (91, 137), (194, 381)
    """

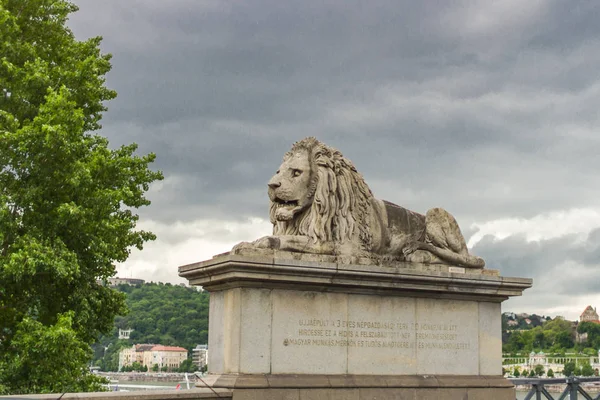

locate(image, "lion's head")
(268, 137), (373, 249)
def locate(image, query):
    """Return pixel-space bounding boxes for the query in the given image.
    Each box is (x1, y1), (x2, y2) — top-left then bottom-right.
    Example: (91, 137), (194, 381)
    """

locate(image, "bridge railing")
(510, 377), (600, 400)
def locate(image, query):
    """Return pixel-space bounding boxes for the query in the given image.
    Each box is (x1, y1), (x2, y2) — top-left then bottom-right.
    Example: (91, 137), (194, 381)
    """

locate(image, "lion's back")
(383, 200), (427, 241)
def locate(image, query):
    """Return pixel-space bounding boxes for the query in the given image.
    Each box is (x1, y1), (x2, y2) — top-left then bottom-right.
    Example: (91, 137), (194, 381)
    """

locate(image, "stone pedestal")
(179, 252), (532, 400)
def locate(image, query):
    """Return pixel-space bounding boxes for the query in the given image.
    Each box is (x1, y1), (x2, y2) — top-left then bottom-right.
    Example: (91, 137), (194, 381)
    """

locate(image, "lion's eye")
(292, 169), (302, 177)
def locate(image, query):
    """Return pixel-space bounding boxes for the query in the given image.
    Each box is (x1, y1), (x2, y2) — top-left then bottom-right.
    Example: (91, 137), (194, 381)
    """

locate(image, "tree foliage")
(0, 0), (162, 393)
(563, 361), (576, 377)
(0, 313), (107, 394)
(502, 316), (575, 353)
(577, 322), (600, 349)
(580, 361), (595, 377)
(534, 364), (545, 377)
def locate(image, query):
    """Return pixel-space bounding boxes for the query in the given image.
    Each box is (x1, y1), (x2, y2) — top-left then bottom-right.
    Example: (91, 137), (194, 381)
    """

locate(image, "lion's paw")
(252, 236), (281, 249)
(232, 236), (281, 254)
(402, 241), (421, 257)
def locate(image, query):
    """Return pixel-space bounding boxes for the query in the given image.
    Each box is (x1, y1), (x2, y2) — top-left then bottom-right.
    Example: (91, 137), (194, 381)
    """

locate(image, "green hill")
(92, 282), (209, 371)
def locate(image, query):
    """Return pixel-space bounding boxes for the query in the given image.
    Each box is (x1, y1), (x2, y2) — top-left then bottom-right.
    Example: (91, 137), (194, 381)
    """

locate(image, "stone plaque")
(268, 290), (481, 375)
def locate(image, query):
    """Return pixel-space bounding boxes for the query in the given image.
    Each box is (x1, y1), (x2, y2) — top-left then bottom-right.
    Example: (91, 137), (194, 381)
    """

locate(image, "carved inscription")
(283, 318), (471, 350)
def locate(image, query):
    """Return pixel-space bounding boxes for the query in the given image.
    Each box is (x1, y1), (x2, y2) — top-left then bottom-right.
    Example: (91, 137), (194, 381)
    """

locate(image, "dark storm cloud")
(67, 0), (600, 229)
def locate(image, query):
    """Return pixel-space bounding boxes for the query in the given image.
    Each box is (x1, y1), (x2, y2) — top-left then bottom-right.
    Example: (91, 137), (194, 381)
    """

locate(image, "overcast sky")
(68, 0), (600, 320)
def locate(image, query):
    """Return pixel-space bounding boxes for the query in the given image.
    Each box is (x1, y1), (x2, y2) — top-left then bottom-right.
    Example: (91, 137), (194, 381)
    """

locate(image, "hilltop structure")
(96, 277), (145, 287)
(580, 306), (600, 323)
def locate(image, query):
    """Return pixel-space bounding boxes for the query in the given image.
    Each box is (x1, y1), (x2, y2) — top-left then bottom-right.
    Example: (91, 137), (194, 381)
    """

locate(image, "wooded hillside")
(92, 282), (208, 371)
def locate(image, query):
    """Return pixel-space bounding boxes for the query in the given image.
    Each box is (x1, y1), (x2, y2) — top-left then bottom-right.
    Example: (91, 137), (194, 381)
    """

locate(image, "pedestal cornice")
(179, 252), (532, 302)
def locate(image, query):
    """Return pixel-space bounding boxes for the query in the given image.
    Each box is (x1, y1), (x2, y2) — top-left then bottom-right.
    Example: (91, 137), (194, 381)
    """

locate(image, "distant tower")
(580, 306), (600, 323)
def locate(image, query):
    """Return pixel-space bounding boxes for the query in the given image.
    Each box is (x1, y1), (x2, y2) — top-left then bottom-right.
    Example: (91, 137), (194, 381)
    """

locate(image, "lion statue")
(233, 137), (484, 268)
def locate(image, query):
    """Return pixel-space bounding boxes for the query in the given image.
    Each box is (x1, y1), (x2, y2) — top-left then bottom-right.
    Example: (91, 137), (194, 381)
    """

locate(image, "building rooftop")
(151, 345), (187, 352)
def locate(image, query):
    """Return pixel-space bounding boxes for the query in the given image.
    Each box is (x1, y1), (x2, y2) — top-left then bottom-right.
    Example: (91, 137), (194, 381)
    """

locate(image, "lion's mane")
(269, 137), (374, 250)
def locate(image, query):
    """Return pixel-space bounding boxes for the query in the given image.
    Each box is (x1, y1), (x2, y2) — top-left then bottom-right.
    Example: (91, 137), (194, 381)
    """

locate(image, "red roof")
(151, 345), (187, 352)
(581, 305), (598, 318)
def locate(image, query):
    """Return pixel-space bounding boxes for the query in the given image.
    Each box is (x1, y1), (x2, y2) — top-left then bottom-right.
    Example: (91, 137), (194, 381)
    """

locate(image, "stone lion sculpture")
(233, 137), (484, 268)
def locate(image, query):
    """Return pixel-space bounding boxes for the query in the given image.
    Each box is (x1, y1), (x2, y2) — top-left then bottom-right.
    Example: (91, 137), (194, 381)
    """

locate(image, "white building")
(118, 328), (133, 339)
(193, 344), (208, 370)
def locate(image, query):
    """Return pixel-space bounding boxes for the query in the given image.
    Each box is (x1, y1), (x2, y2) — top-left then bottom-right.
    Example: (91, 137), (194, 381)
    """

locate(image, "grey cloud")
(473, 230), (600, 316)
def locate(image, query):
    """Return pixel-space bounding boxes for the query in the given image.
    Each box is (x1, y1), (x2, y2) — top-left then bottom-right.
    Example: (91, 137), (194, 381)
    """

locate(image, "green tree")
(529, 369), (536, 377)
(534, 364), (545, 377)
(533, 328), (546, 349)
(547, 368), (554, 378)
(131, 362), (142, 372)
(0, 0), (162, 394)
(563, 361), (576, 377)
(581, 361), (595, 377)
(0, 314), (107, 393)
(178, 358), (197, 373)
(513, 368), (521, 378)
(152, 364), (159, 372)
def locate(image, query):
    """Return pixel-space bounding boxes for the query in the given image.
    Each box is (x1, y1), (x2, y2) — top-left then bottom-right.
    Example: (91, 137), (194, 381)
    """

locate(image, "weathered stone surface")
(239, 288), (272, 373)
(206, 288), (514, 375)
(478, 302), (502, 375)
(233, 389), (300, 400)
(271, 290), (348, 374)
(358, 388), (416, 400)
(415, 298), (479, 375)
(207, 291), (224, 373)
(299, 388), (360, 400)
(204, 374), (515, 400)
(179, 253), (532, 302)
(210, 374), (513, 389)
(232, 137), (485, 268)
(346, 295), (417, 375)
(467, 387), (516, 400)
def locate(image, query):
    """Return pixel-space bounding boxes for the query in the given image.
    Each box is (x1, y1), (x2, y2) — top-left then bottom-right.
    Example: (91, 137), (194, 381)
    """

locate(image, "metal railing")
(510, 377), (600, 400)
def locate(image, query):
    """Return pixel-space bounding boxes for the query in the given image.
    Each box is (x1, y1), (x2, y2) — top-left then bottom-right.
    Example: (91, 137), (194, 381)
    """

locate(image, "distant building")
(118, 328), (134, 339)
(119, 344), (187, 371)
(118, 343), (156, 371)
(107, 277), (145, 286)
(580, 306), (600, 323)
(192, 344), (208, 370)
(118, 346), (135, 371)
(147, 346), (188, 370)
